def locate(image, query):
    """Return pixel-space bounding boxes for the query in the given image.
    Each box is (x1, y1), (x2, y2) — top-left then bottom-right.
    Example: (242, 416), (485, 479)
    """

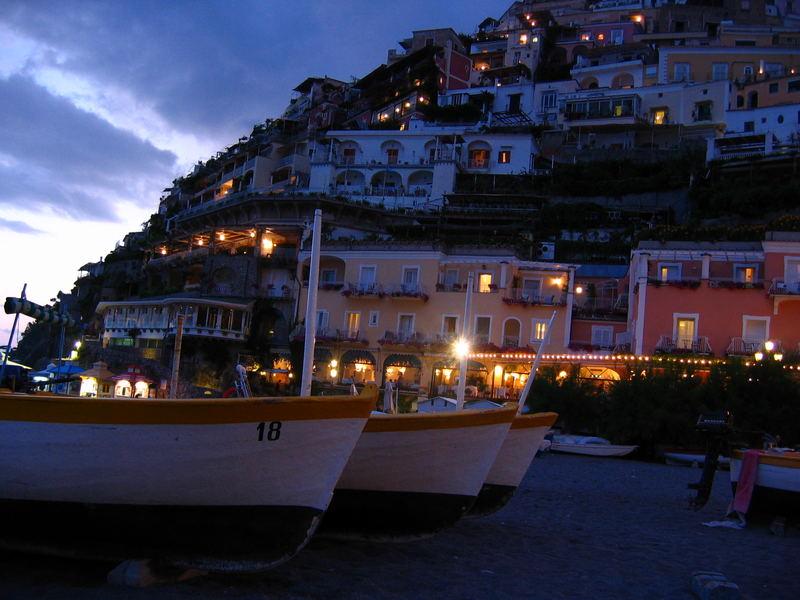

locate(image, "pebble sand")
(0, 453), (797, 600)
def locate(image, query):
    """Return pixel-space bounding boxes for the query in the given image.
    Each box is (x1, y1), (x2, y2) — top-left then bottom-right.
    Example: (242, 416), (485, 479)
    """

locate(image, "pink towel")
(732, 449), (761, 513)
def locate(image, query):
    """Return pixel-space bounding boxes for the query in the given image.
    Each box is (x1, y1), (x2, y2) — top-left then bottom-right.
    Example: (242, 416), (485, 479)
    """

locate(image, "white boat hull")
(321, 404), (517, 540)
(468, 412), (558, 518)
(730, 452), (800, 493)
(0, 389), (377, 571)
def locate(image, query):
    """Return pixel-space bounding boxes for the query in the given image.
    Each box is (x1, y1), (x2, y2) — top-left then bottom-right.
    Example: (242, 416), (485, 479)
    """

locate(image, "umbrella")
(383, 380), (395, 413)
(46, 364), (84, 376)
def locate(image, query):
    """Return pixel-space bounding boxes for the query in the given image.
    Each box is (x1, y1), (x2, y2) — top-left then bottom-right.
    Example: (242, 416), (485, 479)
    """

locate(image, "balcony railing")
(314, 328), (368, 344)
(385, 283), (429, 299)
(379, 330), (425, 345)
(726, 337), (771, 356)
(341, 282), (384, 298)
(769, 278), (800, 295)
(655, 335), (712, 355)
(708, 278), (764, 289)
(502, 288), (560, 306)
(573, 297), (627, 319)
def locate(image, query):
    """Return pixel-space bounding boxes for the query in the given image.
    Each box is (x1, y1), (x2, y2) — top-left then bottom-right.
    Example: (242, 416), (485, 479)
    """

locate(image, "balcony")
(655, 335), (712, 355)
(386, 283), (429, 300)
(502, 288), (560, 307)
(726, 337), (768, 357)
(708, 278), (765, 290)
(341, 282), (384, 298)
(314, 328), (369, 344)
(573, 297), (627, 320)
(379, 330), (426, 347)
(769, 279), (800, 295)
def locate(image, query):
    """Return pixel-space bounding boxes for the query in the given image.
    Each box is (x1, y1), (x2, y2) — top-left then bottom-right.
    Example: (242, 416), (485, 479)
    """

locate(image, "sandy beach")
(0, 453), (797, 600)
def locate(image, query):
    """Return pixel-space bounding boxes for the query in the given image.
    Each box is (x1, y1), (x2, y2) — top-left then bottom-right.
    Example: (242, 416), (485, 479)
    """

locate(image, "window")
(386, 148), (399, 164)
(611, 29), (624, 45)
(469, 149), (489, 168)
(591, 326), (614, 349)
(531, 318), (548, 342)
(652, 108), (668, 125)
(368, 311), (379, 327)
(712, 63), (729, 81)
(788, 80), (800, 92)
(765, 63), (784, 77)
(442, 315), (458, 336)
(478, 273), (494, 293)
(658, 263), (681, 282)
(743, 65), (754, 77)
(674, 316), (697, 349)
(742, 316), (768, 343)
(580, 32), (591, 41)
(344, 312), (360, 338)
(734, 265), (757, 283)
(444, 268), (459, 285)
(358, 265), (376, 290)
(398, 314), (415, 339)
(401, 267), (420, 293)
(541, 91), (557, 110)
(522, 278), (541, 300)
(645, 65), (657, 79)
(673, 63), (691, 82)
(474, 316), (491, 344)
(320, 268), (336, 283)
(508, 94), (521, 112)
(694, 101), (712, 122)
(498, 150), (511, 164)
(316, 310), (329, 334)
(744, 121), (755, 132)
(513, 51), (521, 65)
(769, 82), (779, 93)
(342, 148), (356, 164)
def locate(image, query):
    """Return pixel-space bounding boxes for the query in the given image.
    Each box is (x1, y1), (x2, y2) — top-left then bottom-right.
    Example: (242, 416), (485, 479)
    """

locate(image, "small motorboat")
(550, 434), (637, 457)
(0, 385), (378, 572)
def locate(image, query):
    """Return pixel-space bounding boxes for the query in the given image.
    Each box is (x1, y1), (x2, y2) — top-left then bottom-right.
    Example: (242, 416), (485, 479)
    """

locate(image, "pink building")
(627, 233), (800, 358)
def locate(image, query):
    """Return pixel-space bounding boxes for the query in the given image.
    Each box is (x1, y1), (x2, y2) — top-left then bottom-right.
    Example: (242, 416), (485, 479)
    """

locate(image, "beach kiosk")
(78, 361), (116, 397)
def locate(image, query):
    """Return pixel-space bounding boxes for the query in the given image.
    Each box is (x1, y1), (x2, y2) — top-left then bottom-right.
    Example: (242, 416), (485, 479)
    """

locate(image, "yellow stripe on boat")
(510, 412), (558, 430)
(364, 403), (516, 433)
(732, 449), (800, 469)
(0, 385), (378, 425)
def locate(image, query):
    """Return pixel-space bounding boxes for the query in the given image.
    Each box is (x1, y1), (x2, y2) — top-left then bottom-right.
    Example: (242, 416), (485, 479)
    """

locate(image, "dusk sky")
(0, 0), (502, 351)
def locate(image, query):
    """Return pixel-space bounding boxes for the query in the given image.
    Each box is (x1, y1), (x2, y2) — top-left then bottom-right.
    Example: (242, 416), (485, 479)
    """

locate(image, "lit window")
(519, 34), (528, 44)
(653, 109), (668, 125)
(498, 150), (511, 163)
(581, 32), (591, 41)
(478, 273), (493, 293)
(598, 33), (605, 41)
(734, 265), (757, 283)
(532, 319), (548, 342)
(659, 264), (681, 282)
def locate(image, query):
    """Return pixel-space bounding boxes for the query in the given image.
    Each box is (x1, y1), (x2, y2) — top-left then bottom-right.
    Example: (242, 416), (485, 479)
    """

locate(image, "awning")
(314, 348), (332, 362)
(432, 359), (487, 371)
(383, 354), (422, 369)
(341, 349), (376, 365)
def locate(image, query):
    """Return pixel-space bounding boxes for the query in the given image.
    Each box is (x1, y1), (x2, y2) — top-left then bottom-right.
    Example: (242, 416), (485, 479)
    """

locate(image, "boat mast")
(455, 271), (474, 410)
(516, 310), (557, 414)
(300, 209), (322, 396)
(0, 283), (26, 385)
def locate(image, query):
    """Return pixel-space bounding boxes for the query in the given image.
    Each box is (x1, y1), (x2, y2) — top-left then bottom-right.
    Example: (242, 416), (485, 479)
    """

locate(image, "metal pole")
(301, 209), (322, 396)
(169, 314), (184, 399)
(456, 272), (474, 409)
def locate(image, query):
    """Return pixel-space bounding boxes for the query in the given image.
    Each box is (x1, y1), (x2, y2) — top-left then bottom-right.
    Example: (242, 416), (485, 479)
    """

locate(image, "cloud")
(0, 217), (43, 234)
(0, 75), (176, 221)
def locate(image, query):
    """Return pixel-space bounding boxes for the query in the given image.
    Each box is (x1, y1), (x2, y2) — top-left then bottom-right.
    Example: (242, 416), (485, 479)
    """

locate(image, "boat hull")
(467, 412), (558, 518)
(0, 389), (377, 571)
(321, 404), (517, 540)
(730, 450), (800, 517)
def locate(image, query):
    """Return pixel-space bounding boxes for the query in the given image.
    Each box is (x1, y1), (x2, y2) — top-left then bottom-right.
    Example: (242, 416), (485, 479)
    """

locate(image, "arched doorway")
(340, 349), (376, 384)
(430, 358), (488, 397)
(383, 353), (422, 388)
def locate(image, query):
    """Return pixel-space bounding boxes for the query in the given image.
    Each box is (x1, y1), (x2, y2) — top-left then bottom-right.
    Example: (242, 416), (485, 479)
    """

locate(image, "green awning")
(341, 349), (376, 365)
(383, 353), (422, 369)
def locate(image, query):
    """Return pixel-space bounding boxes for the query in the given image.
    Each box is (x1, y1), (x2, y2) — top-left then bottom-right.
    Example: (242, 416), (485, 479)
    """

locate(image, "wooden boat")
(320, 403), (517, 540)
(0, 385), (378, 572)
(730, 449), (800, 517)
(467, 411), (558, 518)
(550, 434), (637, 457)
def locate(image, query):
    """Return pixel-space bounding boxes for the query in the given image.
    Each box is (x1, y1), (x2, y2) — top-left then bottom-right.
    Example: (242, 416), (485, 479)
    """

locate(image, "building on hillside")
(626, 234), (800, 357)
(296, 242), (577, 399)
(308, 119), (539, 208)
(569, 264), (629, 353)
